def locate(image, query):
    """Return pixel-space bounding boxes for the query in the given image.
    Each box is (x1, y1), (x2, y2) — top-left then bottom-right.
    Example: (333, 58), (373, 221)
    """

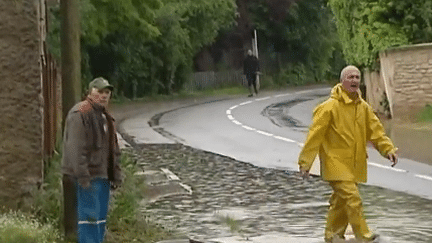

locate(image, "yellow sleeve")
(366, 105), (398, 157)
(298, 102), (332, 171)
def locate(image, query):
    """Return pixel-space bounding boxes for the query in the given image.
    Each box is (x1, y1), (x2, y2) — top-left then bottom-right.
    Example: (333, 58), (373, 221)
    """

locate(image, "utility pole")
(252, 29), (260, 91)
(60, 0), (80, 241)
(61, 0), (81, 131)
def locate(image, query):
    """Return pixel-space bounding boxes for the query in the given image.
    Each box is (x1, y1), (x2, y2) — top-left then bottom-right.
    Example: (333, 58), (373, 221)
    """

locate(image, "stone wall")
(363, 69), (386, 114)
(365, 43), (432, 120)
(0, 0), (43, 209)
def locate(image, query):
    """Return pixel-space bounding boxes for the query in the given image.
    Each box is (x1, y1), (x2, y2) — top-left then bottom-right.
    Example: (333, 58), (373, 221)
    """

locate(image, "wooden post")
(61, 0), (81, 131)
(60, 0), (81, 240)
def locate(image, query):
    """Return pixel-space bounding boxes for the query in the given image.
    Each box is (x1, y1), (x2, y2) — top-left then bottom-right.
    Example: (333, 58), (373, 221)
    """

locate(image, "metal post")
(253, 29), (260, 91)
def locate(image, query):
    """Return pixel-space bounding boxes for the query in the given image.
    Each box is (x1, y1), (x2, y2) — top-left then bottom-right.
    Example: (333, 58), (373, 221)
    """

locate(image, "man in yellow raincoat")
(298, 65), (398, 243)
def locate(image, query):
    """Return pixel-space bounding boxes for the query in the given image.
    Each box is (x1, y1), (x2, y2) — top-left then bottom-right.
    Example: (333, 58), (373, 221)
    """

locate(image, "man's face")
(341, 69), (361, 94)
(88, 87), (111, 107)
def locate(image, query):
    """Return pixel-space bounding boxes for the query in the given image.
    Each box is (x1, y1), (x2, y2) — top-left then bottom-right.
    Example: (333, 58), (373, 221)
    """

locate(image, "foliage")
(328, 0), (432, 68)
(47, 0), (237, 98)
(0, 210), (60, 243)
(249, 0), (346, 85)
(31, 151), (63, 230)
(106, 150), (173, 242)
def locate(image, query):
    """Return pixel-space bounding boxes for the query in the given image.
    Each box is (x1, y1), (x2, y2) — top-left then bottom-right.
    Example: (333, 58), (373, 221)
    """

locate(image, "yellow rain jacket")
(298, 84), (397, 182)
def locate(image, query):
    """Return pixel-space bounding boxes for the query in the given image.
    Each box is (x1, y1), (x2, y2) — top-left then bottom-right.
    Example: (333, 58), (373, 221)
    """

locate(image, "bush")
(277, 63), (316, 87)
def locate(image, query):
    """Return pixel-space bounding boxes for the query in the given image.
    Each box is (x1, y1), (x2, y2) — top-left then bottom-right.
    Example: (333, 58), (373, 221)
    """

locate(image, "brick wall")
(365, 43), (432, 120)
(0, 0), (43, 209)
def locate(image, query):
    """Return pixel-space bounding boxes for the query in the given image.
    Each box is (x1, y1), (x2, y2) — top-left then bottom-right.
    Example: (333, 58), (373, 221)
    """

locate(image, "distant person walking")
(61, 77), (123, 243)
(297, 65), (398, 243)
(243, 49), (260, 97)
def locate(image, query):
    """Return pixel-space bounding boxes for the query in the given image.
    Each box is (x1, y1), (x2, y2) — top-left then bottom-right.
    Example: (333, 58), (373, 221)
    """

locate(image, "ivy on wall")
(328, 0), (432, 68)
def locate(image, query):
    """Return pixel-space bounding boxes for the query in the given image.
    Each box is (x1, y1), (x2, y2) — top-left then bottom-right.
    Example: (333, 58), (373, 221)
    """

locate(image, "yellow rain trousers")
(325, 181), (373, 241)
(298, 84), (397, 241)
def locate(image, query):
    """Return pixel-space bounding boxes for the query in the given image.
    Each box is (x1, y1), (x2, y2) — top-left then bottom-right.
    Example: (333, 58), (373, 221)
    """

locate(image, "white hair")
(340, 65), (360, 80)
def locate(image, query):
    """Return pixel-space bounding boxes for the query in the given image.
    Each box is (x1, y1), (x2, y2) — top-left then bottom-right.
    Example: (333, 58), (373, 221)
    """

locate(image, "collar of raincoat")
(331, 83), (362, 104)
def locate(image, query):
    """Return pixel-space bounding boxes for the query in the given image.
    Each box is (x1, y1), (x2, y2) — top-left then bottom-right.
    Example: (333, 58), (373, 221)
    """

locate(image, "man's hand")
(388, 153), (398, 167)
(299, 168), (310, 180)
(111, 180), (121, 190)
(78, 178), (91, 189)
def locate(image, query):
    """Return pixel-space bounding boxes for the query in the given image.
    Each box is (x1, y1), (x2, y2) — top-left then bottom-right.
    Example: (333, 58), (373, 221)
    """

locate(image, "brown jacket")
(61, 99), (122, 185)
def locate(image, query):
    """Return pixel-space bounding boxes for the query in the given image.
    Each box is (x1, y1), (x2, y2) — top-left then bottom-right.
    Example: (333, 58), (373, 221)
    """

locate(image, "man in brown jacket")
(61, 77), (123, 242)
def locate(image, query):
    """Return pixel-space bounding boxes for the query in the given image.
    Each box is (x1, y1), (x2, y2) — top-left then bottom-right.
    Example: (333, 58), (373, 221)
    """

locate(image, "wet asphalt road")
(132, 144), (432, 243)
(156, 88), (432, 200)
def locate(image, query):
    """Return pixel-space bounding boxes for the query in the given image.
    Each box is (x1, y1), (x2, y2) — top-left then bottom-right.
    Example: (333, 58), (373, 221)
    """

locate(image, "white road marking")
(226, 110), (231, 115)
(233, 120), (242, 125)
(179, 182), (193, 195)
(275, 94), (289, 98)
(274, 135), (296, 143)
(239, 101), (252, 106)
(230, 105), (238, 110)
(161, 168), (180, 181)
(255, 97), (270, 101)
(227, 115), (234, 120)
(368, 162), (407, 173)
(368, 162), (408, 173)
(242, 125), (256, 131)
(256, 130), (273, 137)
(415, 174), (432, 181)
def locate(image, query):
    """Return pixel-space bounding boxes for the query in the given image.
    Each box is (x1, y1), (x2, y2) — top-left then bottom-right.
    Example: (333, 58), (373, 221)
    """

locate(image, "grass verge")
(0, 209), (60, 243)
(111, 84), (249, 106)
(105, 150), (174, 242)
(418, 104), (432, 123)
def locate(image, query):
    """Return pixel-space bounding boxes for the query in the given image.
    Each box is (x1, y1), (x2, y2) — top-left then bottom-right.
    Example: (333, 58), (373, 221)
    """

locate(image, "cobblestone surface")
(126, 144), (432, 243)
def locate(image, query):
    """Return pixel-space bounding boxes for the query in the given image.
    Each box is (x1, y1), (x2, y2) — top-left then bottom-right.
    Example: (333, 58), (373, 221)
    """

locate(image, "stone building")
(364, 43), (432, 120)
(0, 0), (59, 209)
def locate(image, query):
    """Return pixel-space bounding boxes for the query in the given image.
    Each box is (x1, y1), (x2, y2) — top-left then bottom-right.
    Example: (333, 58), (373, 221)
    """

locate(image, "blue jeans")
(76, 178), (110, 243)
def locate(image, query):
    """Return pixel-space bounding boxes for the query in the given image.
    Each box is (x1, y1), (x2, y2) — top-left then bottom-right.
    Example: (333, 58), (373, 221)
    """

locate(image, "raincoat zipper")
(354, 104), (357, 168)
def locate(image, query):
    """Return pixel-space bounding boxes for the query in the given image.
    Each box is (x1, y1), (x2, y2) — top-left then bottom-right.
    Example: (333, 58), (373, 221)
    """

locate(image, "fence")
(41, 43), (60, 158)
(186, 70), (245, 90)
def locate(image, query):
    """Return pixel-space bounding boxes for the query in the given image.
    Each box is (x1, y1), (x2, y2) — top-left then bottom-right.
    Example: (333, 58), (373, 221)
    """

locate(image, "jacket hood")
(330, 83), (362, 104)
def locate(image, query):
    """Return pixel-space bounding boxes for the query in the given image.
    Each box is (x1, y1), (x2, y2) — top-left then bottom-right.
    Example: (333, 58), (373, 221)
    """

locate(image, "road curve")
(155, 88), (432, 200)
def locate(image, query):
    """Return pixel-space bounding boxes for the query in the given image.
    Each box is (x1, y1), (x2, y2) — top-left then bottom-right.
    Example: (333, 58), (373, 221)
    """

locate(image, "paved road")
(153, 87), (432, 200)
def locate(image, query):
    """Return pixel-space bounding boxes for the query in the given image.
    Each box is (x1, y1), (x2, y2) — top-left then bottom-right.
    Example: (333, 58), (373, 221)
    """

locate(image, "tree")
(248, 0), (345, 84)
(48, 0), (237, 97)
(328, 0), (432, 68)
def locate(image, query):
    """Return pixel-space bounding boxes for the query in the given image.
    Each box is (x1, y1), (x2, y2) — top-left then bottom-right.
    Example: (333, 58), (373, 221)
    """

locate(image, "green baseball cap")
(89, 77), (114, 91)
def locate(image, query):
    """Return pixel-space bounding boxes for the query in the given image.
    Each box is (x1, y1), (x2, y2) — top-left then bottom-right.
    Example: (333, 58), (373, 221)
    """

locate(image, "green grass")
(418, 104), (432, 123)
(0, 210), (60, 243)
(111, 84), (249, 106)
(106, 151), (174, 242)
(221, 216), (241, 233)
